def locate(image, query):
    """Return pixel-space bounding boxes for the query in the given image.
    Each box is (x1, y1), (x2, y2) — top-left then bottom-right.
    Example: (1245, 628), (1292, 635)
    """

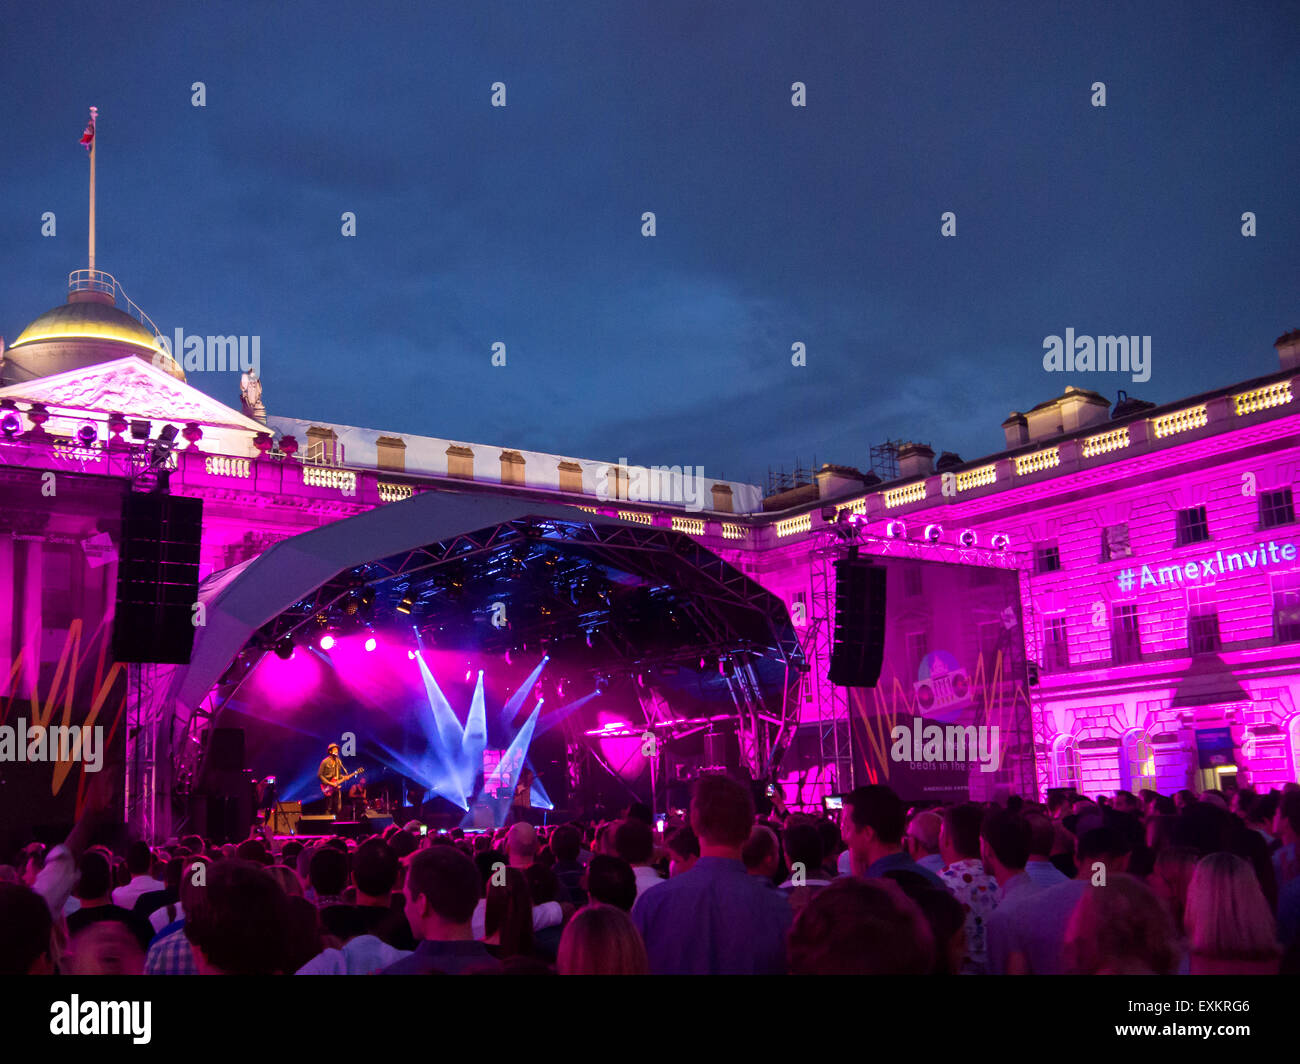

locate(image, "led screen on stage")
(845, 556), (1035, 803)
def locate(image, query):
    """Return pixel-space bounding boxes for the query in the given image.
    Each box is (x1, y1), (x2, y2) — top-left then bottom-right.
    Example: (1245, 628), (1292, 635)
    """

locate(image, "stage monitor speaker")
(111, 492), (203, 664)
(296, 815), (337, 836)
(828, 559), (887, 687)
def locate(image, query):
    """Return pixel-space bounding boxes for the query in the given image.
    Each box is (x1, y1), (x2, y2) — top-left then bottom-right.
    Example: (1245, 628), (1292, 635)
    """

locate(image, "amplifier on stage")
(268, 801), (302, 835)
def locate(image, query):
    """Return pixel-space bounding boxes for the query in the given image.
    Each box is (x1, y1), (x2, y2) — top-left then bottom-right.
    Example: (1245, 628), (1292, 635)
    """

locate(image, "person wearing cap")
(319, 743), (346, 817)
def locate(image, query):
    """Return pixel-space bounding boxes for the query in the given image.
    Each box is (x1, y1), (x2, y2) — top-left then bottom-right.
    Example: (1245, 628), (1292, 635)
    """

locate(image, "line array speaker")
(828, 559), (887, 687)
(111, 492), (203, 664)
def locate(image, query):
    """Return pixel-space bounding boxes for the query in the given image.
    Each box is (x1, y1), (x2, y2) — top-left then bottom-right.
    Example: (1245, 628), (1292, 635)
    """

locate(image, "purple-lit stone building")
(2, 269), (1298, 836)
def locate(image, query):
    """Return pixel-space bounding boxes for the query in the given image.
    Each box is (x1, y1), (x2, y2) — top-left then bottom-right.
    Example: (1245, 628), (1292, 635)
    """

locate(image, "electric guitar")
(320, 767), (365, 797)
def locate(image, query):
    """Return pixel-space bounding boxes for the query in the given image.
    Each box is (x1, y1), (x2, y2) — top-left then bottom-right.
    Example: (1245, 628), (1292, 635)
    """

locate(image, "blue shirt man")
(632, 856), (793, 974)
(631, 773), (793, 975)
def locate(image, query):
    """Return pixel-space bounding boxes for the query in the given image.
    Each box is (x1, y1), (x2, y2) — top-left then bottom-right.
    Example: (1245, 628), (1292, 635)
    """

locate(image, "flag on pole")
(80, 107), (97, 151)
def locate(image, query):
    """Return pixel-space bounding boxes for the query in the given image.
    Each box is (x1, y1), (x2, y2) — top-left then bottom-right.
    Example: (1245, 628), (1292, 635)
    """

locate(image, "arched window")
(1051, 734), (1080, 790)
(1119, 728), (1157, 794)
(1289, 715), (1300, 782)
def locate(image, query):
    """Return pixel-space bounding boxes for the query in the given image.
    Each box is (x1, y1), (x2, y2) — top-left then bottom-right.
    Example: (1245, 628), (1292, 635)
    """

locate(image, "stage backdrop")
(0, 472), (129, 857)
(846, 556), (1035, 803)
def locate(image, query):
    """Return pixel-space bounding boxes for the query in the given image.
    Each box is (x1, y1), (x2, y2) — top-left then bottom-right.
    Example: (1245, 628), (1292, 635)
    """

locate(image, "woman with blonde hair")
(556, 903), (649, 975)
(1064, 875), (1179, 974)
(1184, 852), (1280, 974)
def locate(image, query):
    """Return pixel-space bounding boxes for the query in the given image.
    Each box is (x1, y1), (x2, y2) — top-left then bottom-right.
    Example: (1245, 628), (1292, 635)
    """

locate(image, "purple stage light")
(319, 634), (336, 651)
(364, 636), (377, 652)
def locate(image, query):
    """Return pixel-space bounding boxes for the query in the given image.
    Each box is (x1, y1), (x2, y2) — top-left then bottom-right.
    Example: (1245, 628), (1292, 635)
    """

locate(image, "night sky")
(2, 2), (1297, 487)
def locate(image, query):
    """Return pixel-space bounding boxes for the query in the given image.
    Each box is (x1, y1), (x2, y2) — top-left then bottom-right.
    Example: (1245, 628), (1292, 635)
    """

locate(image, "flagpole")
(88, 107), (97, 271)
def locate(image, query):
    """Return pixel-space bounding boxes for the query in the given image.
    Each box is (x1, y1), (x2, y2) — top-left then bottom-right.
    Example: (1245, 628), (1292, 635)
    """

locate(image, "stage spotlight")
(364, 636), (377, 652)
(886, 520), (907, 539)
(77, 423), (97, 446)
(959, 529), (977, 547)
(0, 410), (20, 437)
(319, 633), (336, 651)
(397, 594), (415, 615)
(991, 533), (1010, 551)
(129, 419), (151, 441)
(273, 638), (294, 660)
(924, 524), (943, 543)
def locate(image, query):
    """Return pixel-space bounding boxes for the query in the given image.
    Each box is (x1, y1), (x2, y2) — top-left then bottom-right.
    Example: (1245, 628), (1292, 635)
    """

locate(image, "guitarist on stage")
(318, 742), (348, 817)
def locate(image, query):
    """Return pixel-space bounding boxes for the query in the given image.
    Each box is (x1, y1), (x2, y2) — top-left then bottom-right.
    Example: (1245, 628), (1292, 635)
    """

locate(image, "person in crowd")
(295, 900), (411, 975)
(557, 904), (649, 975)
(1273, 789), (1300, 888)
(741, 825), (782, 885)
(550, 825), (587, 906)
(840, 785), (945, 888)
(778, 820), (832, 913)
(666, 825), (700, 878)
(1146, 846), (1199, 939)
(111, 841), (164, 911)
(884, 870), (967, 975)
(981, 809), (1040, 975)
(614, 818), (664, 898)
(67, 851), (154, 953)
(1001, 826), (1131, 975)
(382, 847), (499, 974)
(341, 838), (416, 950)
(584, 854), (638, 911)
(483, 866), (534, 960)
(788, 877), (934, 975)
(64, 920), (145, 976)
(816, 819), (843, 880)
(1184, 852), (1281, 975)
(308, 845), (349, 908)
(184, 860), (291, 975)
(0, 882), (56, 974)
(904, 811), (945, 876)
(266, 864), (305, 901)
(1063, 875), (1180, 975)
(1023, 812), (1069, 888)
(937, 803), (1000, 974)
(144, 856), (211, 975)
(137, 856), (185, 931)
(632, 774), (794, 975)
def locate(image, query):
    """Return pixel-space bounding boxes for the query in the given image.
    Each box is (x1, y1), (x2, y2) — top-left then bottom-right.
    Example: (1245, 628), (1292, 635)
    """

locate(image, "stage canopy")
(164, 490), (804, 807)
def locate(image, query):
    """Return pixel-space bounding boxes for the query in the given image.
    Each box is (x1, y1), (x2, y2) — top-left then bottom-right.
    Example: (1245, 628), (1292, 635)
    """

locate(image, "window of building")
(903, 566), (923, 597)
(1119, 729), (1157, 793)
(1034, 540), (1061, 574)
(1273, 573), (1300, 643)
(1176, 506), (1210, 546)
(1044, 617), (1070, 671)
(1051, 735), (1080, 790)
(1260, 488), (1295, 530)
(906, 631), (928, 679)
(1188, 610), (1222, 655)
(1100, 523), (1131, 562)
(1111, 604), (1142, 664)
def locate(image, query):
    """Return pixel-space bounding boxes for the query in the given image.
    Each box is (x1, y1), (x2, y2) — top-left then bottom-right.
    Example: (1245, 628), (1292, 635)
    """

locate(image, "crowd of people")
(2, 771), (1298, 975)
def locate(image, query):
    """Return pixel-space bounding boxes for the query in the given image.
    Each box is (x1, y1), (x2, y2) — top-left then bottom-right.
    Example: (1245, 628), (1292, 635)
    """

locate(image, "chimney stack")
(1002, 412), (1029, 449)
(1276, 329), (1300, 372)
(896, 442), (934, 480)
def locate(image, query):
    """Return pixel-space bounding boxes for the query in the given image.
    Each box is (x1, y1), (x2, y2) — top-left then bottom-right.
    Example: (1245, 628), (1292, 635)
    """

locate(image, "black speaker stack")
(828, 558), (888, 687)
(111, 492), (204, 664)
